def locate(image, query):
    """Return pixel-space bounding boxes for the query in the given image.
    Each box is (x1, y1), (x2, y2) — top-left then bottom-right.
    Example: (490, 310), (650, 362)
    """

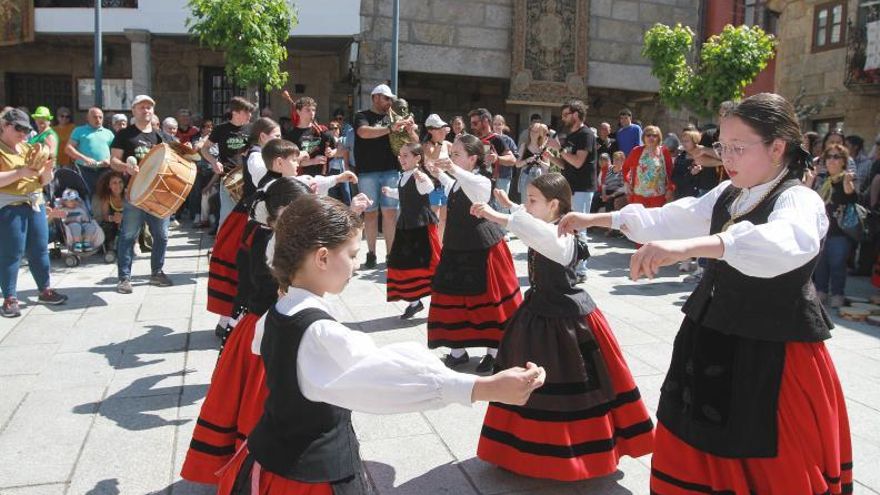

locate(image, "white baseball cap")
(371, 84), (395, 98)
(424, 114), (448, 129)
(131, 94), (156, 108)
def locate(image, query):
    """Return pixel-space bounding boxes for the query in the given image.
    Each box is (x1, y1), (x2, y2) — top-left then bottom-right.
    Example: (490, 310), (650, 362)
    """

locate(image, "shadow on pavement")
(85, 478), (121, 494)
(356, 315), (428, 333)
(91, 326), (218, 369)
(72, 371), (206, 431)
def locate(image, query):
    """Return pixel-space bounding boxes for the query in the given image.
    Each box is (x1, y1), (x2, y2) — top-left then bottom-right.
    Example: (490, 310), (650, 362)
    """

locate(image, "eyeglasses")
(825, 154), (845, 160)
(712, 141), (765, 157)
(58, 114), (71, 119)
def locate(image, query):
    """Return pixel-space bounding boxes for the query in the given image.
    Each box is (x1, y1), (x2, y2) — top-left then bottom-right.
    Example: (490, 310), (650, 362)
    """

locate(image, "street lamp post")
(390, 0), (399, 94)
(94, 0), (103, 108)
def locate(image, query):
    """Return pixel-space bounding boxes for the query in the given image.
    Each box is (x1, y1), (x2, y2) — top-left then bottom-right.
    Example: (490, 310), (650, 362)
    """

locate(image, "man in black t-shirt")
(354, 83), (408, 268)
(199, 96), (254, 227)
(108, 94), (175, 294)
(547, 99), (596, 281)
(283, 96), (332, 177)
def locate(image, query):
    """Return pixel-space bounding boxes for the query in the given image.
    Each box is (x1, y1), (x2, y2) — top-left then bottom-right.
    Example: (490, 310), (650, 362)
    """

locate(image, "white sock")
(408, 300), (421, 308)
(218, 316), (230, 327)
(486, 348), (498, 358)
(449, 348), (466, 358)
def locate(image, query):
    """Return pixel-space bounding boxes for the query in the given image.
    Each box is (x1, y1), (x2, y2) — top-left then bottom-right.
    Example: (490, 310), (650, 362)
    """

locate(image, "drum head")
(129, 144), (166, 201)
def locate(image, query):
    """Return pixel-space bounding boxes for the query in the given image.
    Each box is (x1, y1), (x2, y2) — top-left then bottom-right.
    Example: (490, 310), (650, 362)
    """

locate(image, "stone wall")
(773, 0), (880, 139)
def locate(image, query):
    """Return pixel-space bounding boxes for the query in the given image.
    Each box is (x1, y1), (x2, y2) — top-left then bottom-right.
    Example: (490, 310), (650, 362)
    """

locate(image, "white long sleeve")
(437, 170), (455, 196)
(507, 207), (575, 266)
(247, 150), (267, 188)
(295, 174), (336, 196)
(387, 170), (435, 200)
(252, 288), (477, 415)
(611, 179), (829, 278)
(449, 165), (491, 203)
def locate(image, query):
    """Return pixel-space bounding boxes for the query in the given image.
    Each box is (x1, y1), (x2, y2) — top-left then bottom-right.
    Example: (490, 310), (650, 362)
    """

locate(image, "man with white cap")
(108, 94), (175, 294)
(354, 83), (409, 268)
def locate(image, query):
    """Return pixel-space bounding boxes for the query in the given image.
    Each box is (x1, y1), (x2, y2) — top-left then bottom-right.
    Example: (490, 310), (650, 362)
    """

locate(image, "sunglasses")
(825, 154), (845, 160)
(58, 114), (71, 118)
(5, 122), (30, 133)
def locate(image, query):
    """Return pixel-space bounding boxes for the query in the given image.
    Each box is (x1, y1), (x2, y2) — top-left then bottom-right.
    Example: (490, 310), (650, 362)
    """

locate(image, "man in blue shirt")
(66, 106), (115, 197)
(615, 108), (643, 157)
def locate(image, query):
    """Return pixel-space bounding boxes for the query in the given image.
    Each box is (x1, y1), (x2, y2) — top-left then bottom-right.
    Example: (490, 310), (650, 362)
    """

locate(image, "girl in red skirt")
(183, 172), (312, 485)
(207, 118), (282, 336)
(470, 173), (653, 481)
(426, 134), (522, 373)
(559, 93), (852, 495)
(381, 142), (441, 319)
(215, 194), (547, 495)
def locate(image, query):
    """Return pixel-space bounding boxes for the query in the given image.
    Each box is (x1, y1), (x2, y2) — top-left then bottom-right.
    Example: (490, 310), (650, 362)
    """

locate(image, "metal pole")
(390, 0), (399, 94)
(94, 0), (103, 108)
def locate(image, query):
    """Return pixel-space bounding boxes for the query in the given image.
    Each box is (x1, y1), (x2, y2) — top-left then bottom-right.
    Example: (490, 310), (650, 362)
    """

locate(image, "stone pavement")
(0, 225), (878, 495)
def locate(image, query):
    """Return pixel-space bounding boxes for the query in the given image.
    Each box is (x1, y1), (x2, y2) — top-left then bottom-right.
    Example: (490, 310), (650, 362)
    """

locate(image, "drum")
(128, 144), (197, 218)
(222, 164), (245, 203)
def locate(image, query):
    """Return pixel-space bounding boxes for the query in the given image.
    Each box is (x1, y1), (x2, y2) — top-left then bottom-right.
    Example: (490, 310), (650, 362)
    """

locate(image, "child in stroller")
(57, 188), (102, 253)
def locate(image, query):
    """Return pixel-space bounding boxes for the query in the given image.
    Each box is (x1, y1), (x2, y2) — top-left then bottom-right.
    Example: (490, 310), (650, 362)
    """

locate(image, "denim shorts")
(428, 186), (447, 207)
(358, 169), (400, 212)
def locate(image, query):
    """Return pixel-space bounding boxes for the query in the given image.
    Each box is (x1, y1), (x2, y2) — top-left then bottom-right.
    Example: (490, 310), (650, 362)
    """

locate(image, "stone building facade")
(357, 0), (702, 136)
(769, 0), (880, 139)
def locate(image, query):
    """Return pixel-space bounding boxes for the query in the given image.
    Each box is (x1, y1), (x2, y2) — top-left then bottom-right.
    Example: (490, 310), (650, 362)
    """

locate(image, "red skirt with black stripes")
(207, 206), (249, 316)
(477, 309), (654, 481)
(386, 223), (441, 302)
(650, 342), (853, 495)
(427, 240), (522, 349)
(181, 312), (268, 485)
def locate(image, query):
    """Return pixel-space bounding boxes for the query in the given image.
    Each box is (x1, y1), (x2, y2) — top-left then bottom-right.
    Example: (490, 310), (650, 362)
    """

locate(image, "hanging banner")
(0, 0), (34, 47)
(865, 20), (880, 71)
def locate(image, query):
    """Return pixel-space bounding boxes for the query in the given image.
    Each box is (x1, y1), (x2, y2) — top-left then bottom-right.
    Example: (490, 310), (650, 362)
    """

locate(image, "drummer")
(108, 94), (176, 295)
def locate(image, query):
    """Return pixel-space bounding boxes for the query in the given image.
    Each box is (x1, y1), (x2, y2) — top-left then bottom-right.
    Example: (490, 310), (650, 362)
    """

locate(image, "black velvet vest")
(247, 308), (361, 483)
(681, 178), (833, 342)
(396, 174), (438, 230)
(442, 185), (504, 250)
(524, 239), (595, 318)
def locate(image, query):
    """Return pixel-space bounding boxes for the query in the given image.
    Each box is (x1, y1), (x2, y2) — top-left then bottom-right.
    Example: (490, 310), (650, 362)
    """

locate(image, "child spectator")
(96, 171), (125, 251)
(58, 188), (98, 252)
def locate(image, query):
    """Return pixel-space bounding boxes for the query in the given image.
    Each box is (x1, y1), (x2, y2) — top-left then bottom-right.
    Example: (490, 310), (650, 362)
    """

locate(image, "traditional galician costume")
(384, 169), (440, 303)
(477, 206), (654, 481)
(614, 169), (852, 495)
(215, 288), (479, 495)
(427, 166), (521, 351)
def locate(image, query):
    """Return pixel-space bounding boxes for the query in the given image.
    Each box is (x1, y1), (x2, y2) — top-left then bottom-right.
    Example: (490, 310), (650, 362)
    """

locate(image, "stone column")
(125, 29), (152, 96)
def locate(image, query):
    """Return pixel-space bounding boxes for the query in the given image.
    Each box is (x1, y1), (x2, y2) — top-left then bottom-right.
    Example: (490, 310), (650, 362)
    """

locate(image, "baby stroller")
(49, 168), (110, 267)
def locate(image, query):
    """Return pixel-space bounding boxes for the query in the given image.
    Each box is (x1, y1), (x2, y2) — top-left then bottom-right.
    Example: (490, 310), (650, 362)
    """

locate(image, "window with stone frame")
(812, 118), (846, 137)
(735, 0), (780, 35)
(813, 1), (848, 52)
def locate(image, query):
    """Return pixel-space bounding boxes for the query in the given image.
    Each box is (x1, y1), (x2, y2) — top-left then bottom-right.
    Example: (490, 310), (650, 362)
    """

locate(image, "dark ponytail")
(456, 134), (491, 178)
(250, 176), (311, 226)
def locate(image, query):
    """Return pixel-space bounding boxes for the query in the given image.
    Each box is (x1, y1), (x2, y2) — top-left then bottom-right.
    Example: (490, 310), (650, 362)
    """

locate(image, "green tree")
(187, 0), (297, 90)
(642, 23), (776, 118)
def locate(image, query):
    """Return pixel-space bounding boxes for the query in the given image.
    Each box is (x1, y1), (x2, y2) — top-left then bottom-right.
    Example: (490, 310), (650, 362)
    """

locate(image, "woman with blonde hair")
(516, 122), (551, 196)
(622, 124), (675, 208)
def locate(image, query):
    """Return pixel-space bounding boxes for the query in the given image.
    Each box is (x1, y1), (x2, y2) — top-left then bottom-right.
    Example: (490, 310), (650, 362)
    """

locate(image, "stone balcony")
(844, 20), (880, 95)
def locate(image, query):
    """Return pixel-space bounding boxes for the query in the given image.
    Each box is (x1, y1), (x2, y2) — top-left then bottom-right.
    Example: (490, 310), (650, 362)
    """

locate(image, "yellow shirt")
(0, 141), (43, 197)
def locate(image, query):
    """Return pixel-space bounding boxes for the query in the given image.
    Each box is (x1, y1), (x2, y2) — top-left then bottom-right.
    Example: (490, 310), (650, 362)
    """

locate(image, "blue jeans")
(327, 161), (352, 205)
(572, 191), (595, 276)
(117, 201), (169, 280)
(813, 235), (851, 296)
(0, 204), (51, 298)
(358, 170), (400, 212)
(218, 182), (235, 229)
(494, 177), (511, 214)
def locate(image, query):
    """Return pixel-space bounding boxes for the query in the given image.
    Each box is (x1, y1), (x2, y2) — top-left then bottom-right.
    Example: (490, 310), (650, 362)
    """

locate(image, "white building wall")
(34, 0), (361, 37)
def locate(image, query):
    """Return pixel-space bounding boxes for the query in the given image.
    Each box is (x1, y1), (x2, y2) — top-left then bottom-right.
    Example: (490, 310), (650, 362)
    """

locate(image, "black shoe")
(214, 322), (227, 339)
(400, 301), (424, 319)
(443, 351), (469, 368)
(364, 251), (377, 269)
(476, 354), (496, 373)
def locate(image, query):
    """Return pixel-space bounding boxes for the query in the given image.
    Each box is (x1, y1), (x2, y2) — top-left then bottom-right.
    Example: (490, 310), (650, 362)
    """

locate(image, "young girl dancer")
(381, 142), (440, 319)
(182, 176), (311, 485)
(469, 173), (654, 481)
(206, 118), (281, 336)
(216, 194), (547, 495)
(559, 93), (852, 495)
(426, 134), (522, 372)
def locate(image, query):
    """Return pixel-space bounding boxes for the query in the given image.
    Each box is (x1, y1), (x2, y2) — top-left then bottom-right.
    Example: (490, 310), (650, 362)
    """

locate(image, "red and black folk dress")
(206, 146), (265, 317)
(182, 202), (280, 485)
(385, 170), (441, 302)
(427, 169), (521, 349)
(615, 174), (853, 495)
(477, 207), (654, 481)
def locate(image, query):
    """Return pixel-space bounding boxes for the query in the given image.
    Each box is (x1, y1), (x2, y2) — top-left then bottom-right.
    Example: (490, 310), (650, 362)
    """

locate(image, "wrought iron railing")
(844, 19), (880, 92)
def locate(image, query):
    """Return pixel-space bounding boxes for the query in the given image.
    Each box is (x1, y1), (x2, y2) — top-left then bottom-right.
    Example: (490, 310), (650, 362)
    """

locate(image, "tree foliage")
(187, 0), (297, 90)
(642, 23), (776, 118)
